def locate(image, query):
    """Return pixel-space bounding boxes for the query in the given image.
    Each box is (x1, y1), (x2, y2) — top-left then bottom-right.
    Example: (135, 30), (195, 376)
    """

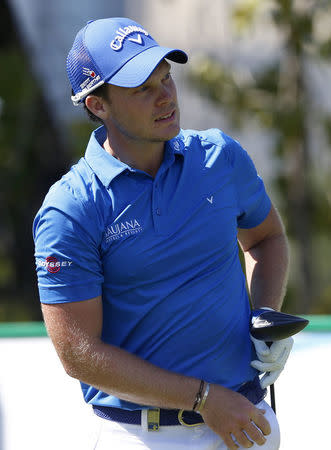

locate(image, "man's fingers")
(224, 433), (239, 450)
(268, 339), (292, 361)
(250, 359), (266, 371)
(244, 422), (267, 446)
(251, 340), (292, 374)
(231, 408), (271, 448)
(267, 337), (294, 362)
(260, 369), (282, 389)
(252, 409), (271, 436)
(265, 341), (282, 361)
(251, 359), (282, 372)
(201, 384), (272, 447)
(230, 415), (270, 448)
(251, 337), (294, 367)
(250, 336), (270, 358)
(233, 430), (254, 448)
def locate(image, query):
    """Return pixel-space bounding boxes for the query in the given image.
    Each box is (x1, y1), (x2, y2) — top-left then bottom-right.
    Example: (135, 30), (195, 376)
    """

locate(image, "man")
(33, 17), (292, 449)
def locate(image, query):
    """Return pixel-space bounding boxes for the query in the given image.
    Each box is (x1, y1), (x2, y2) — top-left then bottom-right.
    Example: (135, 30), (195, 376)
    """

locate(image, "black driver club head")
(250, 309), (309, 342)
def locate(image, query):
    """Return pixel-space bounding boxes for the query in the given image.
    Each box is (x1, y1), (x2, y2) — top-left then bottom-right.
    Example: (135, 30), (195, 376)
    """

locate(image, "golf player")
(33, 17), (293, 449)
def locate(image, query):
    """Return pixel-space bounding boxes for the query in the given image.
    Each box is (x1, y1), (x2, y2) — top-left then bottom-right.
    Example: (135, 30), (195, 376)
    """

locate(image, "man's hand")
(250, 336), (293, 389)
(201, 384), (271, 449)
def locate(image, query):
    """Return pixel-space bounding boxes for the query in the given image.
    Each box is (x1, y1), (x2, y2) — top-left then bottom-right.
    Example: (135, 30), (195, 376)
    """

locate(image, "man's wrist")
(196, 382), (210, 413)
(192, 379), (205, 411)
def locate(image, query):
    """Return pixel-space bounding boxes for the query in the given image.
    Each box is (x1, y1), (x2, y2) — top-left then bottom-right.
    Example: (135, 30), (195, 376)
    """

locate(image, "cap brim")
(106, 46), (188, 88)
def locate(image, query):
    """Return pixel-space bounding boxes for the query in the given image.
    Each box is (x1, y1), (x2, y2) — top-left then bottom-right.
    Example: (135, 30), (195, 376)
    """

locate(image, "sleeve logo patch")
(36, 256), (73, 273)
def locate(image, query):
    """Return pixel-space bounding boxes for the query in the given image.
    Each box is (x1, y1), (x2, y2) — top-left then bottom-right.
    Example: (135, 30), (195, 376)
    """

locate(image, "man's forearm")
(42, 293), (272, 448)
(62, 334), (271, 448)
(244, 232), (289, 311)
(64, 335), (199, 410)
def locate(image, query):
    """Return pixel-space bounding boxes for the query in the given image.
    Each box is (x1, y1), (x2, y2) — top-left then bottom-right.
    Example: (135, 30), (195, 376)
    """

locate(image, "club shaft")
(270, 383), (276, 414)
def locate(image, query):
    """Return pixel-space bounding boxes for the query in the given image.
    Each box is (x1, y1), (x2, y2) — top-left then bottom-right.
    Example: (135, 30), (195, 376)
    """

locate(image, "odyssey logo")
(105, 219), (143, 242)
(36, 256), (73, 274)
(110, 26), (149, 51)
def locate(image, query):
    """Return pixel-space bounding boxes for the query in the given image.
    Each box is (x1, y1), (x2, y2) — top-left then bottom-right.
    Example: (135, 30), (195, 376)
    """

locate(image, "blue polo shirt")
(33, 126), (271, 410)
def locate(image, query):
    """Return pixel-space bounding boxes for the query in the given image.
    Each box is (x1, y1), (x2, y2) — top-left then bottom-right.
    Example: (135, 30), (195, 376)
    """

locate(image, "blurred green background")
(0, 0), (330, 322)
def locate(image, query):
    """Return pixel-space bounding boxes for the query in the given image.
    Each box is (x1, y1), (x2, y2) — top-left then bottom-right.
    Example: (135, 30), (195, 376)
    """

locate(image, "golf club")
(250, 309), (309, 413)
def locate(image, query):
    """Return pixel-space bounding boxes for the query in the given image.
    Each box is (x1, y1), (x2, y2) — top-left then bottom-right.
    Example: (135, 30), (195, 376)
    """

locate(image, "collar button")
(173, 140), (180, 151)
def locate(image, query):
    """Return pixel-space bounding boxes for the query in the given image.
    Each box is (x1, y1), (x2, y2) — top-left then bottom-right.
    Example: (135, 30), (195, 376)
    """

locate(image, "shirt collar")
(84, 126), (185, 187)
(85, 126), (130, 187)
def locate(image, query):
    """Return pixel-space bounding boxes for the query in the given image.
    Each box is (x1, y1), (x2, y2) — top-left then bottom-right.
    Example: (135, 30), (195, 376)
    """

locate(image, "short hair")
(72, 84), (110, 123)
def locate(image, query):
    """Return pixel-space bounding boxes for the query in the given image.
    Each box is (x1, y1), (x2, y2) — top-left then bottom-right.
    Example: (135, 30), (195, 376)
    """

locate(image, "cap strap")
(71, 80), (105, 106)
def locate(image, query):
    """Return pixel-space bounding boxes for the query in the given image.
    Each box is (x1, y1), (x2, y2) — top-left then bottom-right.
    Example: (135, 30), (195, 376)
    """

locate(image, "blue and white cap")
(67, 17), (188, 106)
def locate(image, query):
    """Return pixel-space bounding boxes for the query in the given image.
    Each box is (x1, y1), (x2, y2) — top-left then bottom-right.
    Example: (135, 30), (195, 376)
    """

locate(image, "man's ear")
(85, 95), (110, 120)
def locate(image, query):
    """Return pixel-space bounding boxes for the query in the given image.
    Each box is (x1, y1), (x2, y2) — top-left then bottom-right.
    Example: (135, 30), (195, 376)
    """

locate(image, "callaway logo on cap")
(110, 25), (150, 51)
(67, 17), (188, 106)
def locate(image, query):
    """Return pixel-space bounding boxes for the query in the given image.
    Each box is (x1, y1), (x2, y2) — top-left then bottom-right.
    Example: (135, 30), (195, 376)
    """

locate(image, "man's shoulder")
(179, 128), (241, 151)
(178, 128), (242, 164)
(38, 158), (100, 219)
(33, 157), (110, 244)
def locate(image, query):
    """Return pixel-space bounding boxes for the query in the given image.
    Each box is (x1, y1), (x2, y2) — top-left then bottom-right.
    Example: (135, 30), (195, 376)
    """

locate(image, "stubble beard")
(109, 107), (181, 145)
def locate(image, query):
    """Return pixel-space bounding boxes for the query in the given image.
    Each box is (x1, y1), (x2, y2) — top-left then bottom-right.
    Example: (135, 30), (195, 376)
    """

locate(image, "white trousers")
(92, 400), (280, 449)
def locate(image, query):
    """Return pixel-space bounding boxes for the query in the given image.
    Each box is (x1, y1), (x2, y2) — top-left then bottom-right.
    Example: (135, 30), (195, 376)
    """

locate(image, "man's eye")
(138, 85), (149, 92)
(164, 72), (171, 81)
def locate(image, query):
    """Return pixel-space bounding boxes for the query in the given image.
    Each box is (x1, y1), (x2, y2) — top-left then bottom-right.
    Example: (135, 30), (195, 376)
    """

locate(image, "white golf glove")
(250, 335), (294, 389)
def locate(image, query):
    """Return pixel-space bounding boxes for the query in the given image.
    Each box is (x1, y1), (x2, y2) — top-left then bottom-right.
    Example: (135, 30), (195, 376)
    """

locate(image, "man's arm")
(42, 298), (270, 449)
(41, 297), (198, 409)
(238, 204), (290, 311)
(238, 204), (292, 390)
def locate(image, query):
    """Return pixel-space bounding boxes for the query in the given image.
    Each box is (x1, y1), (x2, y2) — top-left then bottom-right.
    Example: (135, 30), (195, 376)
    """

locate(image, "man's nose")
(155, 85), (172, 106)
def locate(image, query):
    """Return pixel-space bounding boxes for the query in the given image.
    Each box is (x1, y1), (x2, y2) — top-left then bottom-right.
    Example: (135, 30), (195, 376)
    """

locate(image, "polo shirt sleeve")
(230, 140), (271, 229)
(33, 185), (104, 304)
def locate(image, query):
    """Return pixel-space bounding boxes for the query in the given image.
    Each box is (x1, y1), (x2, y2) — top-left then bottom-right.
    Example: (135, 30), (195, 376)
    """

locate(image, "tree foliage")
(0, 2), (71, 321)
(189, 0), (331, 313)
(1, 0), (330, 320)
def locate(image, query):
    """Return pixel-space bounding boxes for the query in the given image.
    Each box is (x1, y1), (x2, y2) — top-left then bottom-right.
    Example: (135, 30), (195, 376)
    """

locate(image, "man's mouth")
(155, 110), (175, 122)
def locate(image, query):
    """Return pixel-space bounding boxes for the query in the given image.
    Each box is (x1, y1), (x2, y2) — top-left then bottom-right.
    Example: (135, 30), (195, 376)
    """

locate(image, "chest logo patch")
(105, 219), (143, 242)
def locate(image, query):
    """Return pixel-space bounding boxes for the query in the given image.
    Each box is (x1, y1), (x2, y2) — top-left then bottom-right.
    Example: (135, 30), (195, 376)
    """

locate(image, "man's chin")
(158, 124), (181, 142)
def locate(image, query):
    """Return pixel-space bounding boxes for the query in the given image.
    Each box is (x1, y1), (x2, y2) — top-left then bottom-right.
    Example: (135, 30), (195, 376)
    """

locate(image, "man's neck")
(103, 134), (165, 178)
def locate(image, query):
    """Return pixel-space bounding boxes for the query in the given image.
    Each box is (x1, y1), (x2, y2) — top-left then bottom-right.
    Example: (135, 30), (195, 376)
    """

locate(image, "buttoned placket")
(116, 140), (182, 235)
(151, 145), (178, 235)
(121, 166), (163, 235)
(152, 171), (163, 234)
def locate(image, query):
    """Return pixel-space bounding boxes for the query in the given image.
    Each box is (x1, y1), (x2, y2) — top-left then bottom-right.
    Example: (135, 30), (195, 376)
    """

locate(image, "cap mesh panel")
(66, 28), (103, 100)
